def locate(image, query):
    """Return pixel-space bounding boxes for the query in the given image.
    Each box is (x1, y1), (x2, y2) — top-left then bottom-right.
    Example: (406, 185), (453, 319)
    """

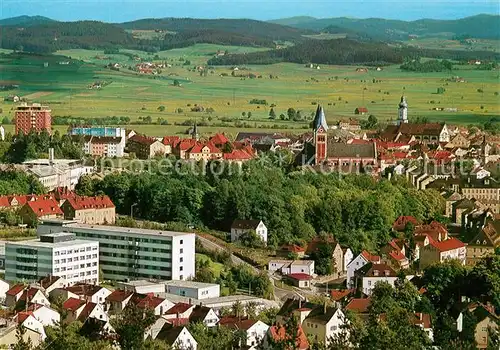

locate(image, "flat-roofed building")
(164, 280), (220, 300)
(5, 233), (99, 285)
(37, 220), (195, 282)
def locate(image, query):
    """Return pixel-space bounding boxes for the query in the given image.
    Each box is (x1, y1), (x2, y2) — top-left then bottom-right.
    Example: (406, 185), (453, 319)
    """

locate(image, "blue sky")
(0, 0), (498, 22)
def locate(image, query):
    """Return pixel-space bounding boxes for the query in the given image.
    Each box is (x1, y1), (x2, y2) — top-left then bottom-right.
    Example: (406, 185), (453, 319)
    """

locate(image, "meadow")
(0, 44), (499, 137)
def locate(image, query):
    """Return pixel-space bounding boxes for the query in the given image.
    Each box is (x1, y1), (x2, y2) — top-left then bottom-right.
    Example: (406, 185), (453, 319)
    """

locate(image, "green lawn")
(1, 45), (498, 138)
(196, 253), (224, 277)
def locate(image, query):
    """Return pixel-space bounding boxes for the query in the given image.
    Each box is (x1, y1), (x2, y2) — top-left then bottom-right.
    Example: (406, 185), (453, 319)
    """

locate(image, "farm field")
(1, 44), (499, 137)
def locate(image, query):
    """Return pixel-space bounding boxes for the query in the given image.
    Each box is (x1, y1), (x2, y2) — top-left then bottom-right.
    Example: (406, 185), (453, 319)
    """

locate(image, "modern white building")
(268, 260), (315, 276)
(230, 220), (267, 244)
(117, 280), (166, 295)
(5, 232), (99, 285)
(164, 280), (220, 300)
(23, 151), (93, 191)
(37, 220), (195, 282)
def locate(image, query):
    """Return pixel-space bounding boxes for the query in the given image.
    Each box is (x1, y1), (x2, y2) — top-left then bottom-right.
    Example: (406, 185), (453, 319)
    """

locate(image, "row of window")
(102, 261), (170, 271)
(54, 254), (97, 264)
(101, 269), (170, 279)
(79, 232), (170, 245)
(56, 270), (98, 279)
(100, 243), (171, 254)
(54, 262), (97, 272)
(101, 251), (170, 262)
(54, 246), (96, 256)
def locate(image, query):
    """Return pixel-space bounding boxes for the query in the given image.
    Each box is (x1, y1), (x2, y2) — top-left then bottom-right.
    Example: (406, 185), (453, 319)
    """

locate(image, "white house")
(419, 238), (466, 269)
(164, 303), (195, 320)
(145, 317), (170, 340)
(164, 281), (220, 300)
(17, 314), (46, 341)
(231, 220), (267, 244)
(346, 250), (381, 289)
(62, 298), (109, 324)
(26, 304), (60, 327)
(157, 326), (198, 350)
(53, 283), (112, 305)
(342, 248), (354, 273)
(220, 318), (269, 349)
(357, 263), (402, 296)
(38, 276), (68, 295)
(133, 294), (173, 316)
(268, 260), (315, 276)
(188, 305), (219, 327)
(0, 279), (10, 303)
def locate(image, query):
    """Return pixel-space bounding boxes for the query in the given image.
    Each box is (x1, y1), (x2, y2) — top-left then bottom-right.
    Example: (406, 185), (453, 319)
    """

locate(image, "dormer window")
(384, 270), (390, 276)
(373, 270), (379, 277)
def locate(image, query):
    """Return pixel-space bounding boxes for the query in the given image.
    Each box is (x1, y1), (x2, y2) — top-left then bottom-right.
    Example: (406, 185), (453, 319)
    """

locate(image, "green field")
(1, 44), (499, 137)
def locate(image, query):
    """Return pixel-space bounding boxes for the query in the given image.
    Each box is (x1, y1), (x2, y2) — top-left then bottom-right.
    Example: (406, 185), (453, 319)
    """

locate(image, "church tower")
(397, 96), (408, 126)
(398, 95), (408, 125)
(191, 121), (199, 141)
(313, 105), (328, 163)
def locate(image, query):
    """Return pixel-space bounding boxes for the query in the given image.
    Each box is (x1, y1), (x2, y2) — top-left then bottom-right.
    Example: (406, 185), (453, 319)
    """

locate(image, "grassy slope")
(0, 44), (498, 138)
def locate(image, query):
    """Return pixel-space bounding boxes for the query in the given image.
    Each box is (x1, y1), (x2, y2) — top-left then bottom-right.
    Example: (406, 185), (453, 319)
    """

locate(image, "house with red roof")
(62, 298), (108, 324)
(38, 275), (67, 294)
(355, 263), (405, 296)
(346, 250), (381, 289)
(223, 149), (254, 163)
(330, 289), (355, 303)
(264, 323), (309, 350)
(219, 317), (269, 349)
(13, 287), (50, 310)
(130, 293), (173, 316)
(156, 325), (198, 350)
(392, 215), (420, 232)
(53, 283), (112, 305)
(105, 290), (134, 314)
(21, 304), (60, 328)
(127, 134), (166, 159)
(285, 273), (313, 288)
(163, 302), (195, 320)
(346, 297), (371, 315)
(61, 195), (115, 225)
(209, 133), (230, 147)
(186, 142), (222, 161)
(5, 284), (28, 308)
(18, 197), (63, 226)
(381, 239), (410, 269)
(277, 244), (306, 259)
(420, 237), (466, 269)
(415, 221), (448, 242)
(13, 312), (46, 342)
(188, 305), (219, 327)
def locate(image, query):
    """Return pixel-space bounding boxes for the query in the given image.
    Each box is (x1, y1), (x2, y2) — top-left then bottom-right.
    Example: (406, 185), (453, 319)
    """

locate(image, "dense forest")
(208, 38), (500, 66)
(76, 158), (444, 252)
(400, 58), (453, 72)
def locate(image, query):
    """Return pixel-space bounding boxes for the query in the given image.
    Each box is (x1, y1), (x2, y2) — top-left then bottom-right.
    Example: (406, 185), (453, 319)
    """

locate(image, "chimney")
(298, 299), (302, 309)
(324, 301), (327, 314)
(48, 148), (55, 164)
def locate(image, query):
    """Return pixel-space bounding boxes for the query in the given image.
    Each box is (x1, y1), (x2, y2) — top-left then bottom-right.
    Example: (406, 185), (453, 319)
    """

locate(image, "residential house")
(472, 304), (499, 348)
(164, 303), (195, 320)
(461, 177), (500, 201)
(188, 305), (219, 327)
(381, 239), (409, 269)
(156, 326), (198, 350)
(23, 304), (60, 328)
(16, 287), (50, 308)
(276, 299), (347, 346)
(38, 275), (68, 294)
(53, 283), (112, 305)
(276, 244), (306, 259)
(0, 279), (10, 303)
(131, 293), (173, 316)
(145, 316), (173, 340)
(392, 215), (420, 232)
(105, 290), (134, 314)
(466, 220), (500, 266)
(342, 248), (354, 275)
(415, 221), (449, 242)
(380, 123), (450, 144)
(345, 298), (371, 318)
(268, 260), (315, 276)
(346, 250), (381, 289)
(230, 220), (267, 244)
(5, 284), (27, 308)
(0, 321), (43, 348)
(219, 317), (269, 349)
(19, 198), (63, 226)
(127, 134), (166, 159)
(14, 313), (46, 342)
(285, 273), (313, 288)
(413, 313), (434, 342)
(79, 318), (116, 342)
(330, 289), (355, 304)
(264, 323), (309, 350)
(186, 142), (223, 161)
(356, 263), (400, 296)
(61, 195), (116, 225)
(62, 298), (108, 324)
(419, 237), (466, 269)
(306, 236), (345, 278)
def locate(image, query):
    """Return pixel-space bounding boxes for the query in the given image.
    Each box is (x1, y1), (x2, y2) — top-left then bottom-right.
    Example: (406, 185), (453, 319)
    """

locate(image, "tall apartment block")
(5, 232), (99, 284)
(14, 103), (52, 135)
(38, 220), (195, 282)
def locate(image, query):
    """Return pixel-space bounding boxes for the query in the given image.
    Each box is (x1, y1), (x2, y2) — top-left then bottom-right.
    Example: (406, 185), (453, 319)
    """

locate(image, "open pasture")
(0, 44), (498, 137)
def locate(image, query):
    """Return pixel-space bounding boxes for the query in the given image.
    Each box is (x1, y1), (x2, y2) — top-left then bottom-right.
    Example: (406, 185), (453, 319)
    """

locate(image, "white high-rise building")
(5, 232), (99, 285)
(397, 95), (408, 125)
(37, 220), (195, 282)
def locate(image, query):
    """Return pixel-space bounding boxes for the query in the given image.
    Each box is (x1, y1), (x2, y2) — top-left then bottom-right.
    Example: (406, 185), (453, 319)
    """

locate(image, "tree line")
(76, 158), (444, 252)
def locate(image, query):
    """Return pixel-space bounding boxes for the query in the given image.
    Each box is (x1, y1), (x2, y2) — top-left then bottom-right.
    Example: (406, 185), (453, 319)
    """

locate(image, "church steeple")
(313, 105), (328, 164)
(397, 95), (408, 126)
(191, 121), (199, 141)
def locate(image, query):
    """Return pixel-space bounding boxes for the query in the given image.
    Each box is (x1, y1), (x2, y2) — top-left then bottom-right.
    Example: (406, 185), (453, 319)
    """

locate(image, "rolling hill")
(270, 14), (500, 40)
(0, 15), (55, 27)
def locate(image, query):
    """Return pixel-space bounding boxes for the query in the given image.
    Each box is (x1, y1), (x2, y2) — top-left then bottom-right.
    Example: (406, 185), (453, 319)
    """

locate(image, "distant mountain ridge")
(269, 14), (500, 40)
(0, 15), (55, 26)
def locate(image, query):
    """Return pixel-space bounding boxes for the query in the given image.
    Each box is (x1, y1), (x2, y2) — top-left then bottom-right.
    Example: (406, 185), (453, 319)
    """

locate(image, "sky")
(0, 0), (498, 22)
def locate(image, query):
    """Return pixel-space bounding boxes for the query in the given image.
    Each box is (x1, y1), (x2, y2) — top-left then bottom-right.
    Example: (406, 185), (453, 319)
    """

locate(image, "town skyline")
(0, 0), (498, 22)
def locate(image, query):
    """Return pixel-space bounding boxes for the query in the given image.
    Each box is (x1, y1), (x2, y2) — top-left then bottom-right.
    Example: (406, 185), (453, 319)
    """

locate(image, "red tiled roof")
(7, 284), (26, 296)
(389, 250), (406, 262)
(77, 302), (98, 322)
(39, 276), (62, 290)
(63, 298), (85, 312)
(361, 250), (381, 263)
(209, 133), (229, 145)
(287, 273), (312, 281)
(24, 198), (63, 217)
(65, 283), (104, 297)
(165, 303), (193, 315)
(65, 195), (115, 211)
(177, 139), (197, 151)
(269, 324), (309, 350)
(106, 290), (133, 303)
(162, 136), (181, 146)
(280, 244), (305, 253)
(19, 288), (42, 302)
(220, 318), (258, 331)
(355, 107), (368, 113)
(133, 294), (166, 309)
(330, 289), (354, 301)
(430, 237), (465, 252)
(392, 216), (419, 231)
(223, 149), (253, 160)
(129, 134), (158, 146)
(346, 298), (371, 313)
(413, 313), (432, 329)
(16, 311), (34, 324)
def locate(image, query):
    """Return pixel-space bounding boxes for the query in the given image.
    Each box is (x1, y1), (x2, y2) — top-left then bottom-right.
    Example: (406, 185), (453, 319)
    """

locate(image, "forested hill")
(0, 21), (137, 53)
(0, 15), (55, 27)
(118, 18), (314, 42)
(270, 14), (500, 40)
(208, 38), (500, 66)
